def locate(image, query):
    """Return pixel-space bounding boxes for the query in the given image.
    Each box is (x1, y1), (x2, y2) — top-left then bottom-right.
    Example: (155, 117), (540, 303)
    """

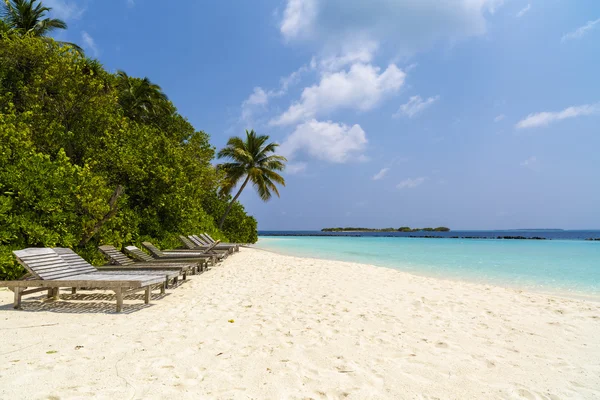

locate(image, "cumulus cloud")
(494, 114), (505, 122)
(271, 63), (406, 126)
(279, 0), (505, 56)
(397, 177), (427, 190)
(516, 4), (531, 18)
(81, 31), (99, 57)
(45, 0), (85, 21)
(240, 64), (313, 124)
(286, 162), (308, 174)
(561, 18), (600, 43)
(516, 103), (600, 129)
(394, 95), (439, 118)
(279, 120), (367, 163)
(372, 168), (389, 181)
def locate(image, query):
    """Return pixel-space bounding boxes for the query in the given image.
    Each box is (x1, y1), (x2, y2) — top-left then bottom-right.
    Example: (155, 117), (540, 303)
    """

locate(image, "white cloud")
(318, 41), (378, 71)
(561, 18), (600, 43)
(394, 95), (440, 118)
(372, 168), (389, 181)
(397, 177), (427, 190)
(516, 4), (531, 18)
(279, 120), (367, 163)
(271, 63), (406, 126)
(520, 156), (537, 168)
(45, 0), (85, 21)
(240, 64), (313, 125)
(494, 114), (505, 122)
(81, 31), (99, 57)
(279, 0), (506, 56)
(286, 162), (308, 174)
(516, 103), (600, 129)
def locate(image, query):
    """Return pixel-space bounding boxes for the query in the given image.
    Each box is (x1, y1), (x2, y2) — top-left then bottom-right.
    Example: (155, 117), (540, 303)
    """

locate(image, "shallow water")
(256, 235), (600, 296)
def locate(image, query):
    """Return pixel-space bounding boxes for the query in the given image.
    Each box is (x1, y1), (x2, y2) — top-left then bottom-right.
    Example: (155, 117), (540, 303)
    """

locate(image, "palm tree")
(217, 130), (286, 229)
(2, 0), (82, 52)
(115, 70), (170, 121)
(2, 0), (66, 36)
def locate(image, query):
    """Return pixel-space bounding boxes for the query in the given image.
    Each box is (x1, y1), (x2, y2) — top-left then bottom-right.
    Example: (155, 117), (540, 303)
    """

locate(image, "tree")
(115, 70), (170, 121)
(1, 0), (81, 50)
(217, 130), (286, 229)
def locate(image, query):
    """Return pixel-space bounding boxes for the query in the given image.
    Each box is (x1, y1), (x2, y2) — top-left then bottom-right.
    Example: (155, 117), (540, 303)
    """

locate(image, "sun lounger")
(54, 247), (182, 289)
(141, 241), (226, 263)
(98, 245), (205, 274)
(199, 234), (239, 252)
(126, 244), (218, 266)
(4, 248), (165, 312)
(188, 235), (234, 255)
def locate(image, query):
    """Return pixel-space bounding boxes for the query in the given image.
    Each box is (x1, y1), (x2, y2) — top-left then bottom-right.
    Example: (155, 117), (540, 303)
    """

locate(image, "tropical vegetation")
(217, 130), (286, 229)
(0, 5), (266, 279)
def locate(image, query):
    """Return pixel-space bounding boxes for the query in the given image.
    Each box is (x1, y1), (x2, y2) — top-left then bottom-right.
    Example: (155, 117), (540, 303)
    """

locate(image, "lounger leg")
(47, 289), (54, 298)
(160, 283), (165, 295)
(72, 288), (77, 294)
(144, 287), (150, 304)
(53, 288), (60, 299)
(13, 287), (22, 309)
(182, 271), (187, 280)
(114, 288), (123, 313)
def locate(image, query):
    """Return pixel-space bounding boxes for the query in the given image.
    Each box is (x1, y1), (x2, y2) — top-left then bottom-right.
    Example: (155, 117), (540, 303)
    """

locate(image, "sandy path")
(1, 248), (599, 399)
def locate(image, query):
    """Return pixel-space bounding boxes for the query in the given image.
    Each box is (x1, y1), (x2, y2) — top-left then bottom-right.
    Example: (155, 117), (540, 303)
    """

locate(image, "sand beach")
(1, 247), (599, 399)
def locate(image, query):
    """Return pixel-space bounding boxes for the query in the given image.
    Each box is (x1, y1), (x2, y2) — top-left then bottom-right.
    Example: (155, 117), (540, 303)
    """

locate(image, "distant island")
(322, 227), (451, 232)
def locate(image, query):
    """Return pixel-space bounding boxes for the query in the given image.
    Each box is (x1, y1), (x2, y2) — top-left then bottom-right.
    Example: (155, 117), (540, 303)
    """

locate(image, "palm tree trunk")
(218, 175), (251, 229)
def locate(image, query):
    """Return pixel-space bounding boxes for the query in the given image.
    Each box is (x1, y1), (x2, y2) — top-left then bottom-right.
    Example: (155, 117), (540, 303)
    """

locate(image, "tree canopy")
(0, 34), (258, 280)
(217, 130), (286, 229)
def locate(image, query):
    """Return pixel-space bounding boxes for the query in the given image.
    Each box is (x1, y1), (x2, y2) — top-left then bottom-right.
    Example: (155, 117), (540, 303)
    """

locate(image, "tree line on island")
(0, 0), (286, 279)
(322, 227), (451, 232)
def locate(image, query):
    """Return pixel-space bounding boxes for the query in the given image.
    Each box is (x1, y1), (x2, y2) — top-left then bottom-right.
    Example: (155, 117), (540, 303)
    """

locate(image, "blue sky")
(47, 0), (600, 230)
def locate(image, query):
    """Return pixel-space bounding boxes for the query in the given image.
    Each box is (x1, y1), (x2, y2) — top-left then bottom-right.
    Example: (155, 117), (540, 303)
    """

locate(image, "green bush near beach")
(0, 35), (257, 279)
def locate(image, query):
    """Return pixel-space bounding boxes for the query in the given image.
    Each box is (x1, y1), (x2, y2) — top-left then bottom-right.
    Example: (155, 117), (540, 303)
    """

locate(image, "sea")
(256, 230), (600, 297)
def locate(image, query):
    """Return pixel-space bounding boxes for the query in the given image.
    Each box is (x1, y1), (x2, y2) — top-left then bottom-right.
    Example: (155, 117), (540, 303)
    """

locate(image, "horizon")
(46, 0), (600, 231)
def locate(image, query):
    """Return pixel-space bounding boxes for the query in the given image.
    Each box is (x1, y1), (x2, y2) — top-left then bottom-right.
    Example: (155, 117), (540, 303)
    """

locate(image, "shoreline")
(1, 247), (599, 398)
(251, 244), (600, 303)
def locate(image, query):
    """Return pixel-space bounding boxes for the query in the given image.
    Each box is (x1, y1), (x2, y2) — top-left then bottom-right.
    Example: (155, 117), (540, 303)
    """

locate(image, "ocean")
(256, 231), (600, 296)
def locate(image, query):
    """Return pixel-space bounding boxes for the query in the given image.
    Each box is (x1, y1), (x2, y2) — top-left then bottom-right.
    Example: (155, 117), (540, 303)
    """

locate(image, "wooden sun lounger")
(201, 233), (240, 252)
(53, 248), (182, 289)
(98, 245), (205, 274)
(4, 248), (165, 312)
(126, 244), (218, 266)
(142, 241), (225, 259)
(190, 235), (236, 253)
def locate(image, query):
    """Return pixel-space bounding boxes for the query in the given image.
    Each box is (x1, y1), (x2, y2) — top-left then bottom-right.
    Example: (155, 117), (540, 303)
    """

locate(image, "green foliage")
(217, 129), (286, 229)
(0, 34), (259, 279)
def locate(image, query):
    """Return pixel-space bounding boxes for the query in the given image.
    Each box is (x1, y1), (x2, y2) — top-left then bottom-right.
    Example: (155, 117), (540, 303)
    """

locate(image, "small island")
(322, 227), (451, 232)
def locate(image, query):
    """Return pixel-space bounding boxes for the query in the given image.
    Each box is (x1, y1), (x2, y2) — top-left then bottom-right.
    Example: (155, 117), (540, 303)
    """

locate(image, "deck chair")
(199, 234), (239, 252)
(126, 244), (218, 266)
(54, 248), (182, 289)
(141, 242), (226, 263)
(188, 235), (233, 255)
(98, 245), (205, 275)
(178, 235), (231, 255)
(3, 248), (165, 312)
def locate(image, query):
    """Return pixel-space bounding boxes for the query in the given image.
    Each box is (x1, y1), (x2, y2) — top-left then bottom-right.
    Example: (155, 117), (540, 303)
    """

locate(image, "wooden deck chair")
(98, 245), (204, 275)
(2, 248), (165, 312)
(126, 244), (218, 266)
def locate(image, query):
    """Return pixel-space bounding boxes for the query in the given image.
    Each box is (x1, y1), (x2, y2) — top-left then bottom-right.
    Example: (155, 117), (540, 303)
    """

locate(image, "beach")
(1, 247), (599, 399)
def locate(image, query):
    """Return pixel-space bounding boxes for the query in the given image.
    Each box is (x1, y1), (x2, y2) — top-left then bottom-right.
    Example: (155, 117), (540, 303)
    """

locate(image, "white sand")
(1, 248), (599, 399)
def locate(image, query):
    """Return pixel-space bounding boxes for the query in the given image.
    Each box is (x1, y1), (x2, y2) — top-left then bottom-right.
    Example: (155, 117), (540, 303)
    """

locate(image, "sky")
(46, 0), (600, 230)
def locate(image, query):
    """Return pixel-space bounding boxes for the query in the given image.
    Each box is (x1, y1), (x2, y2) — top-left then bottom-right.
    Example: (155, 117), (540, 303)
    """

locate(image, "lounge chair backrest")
(98, 245), (135, 266)
(13, 248), (95, 280)
(52, 248), (101, 273)
(178, 235), (196, 249)
(204, 233), (217, 243)
(127, 245), (156, 261)
(200, 233), (213, 244)
(188, 235), (202, 246)
(192, 235), (209, 245)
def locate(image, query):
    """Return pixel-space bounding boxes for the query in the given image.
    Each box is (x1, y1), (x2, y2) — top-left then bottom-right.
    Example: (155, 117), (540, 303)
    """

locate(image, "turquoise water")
(257, 236), (600, 296)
